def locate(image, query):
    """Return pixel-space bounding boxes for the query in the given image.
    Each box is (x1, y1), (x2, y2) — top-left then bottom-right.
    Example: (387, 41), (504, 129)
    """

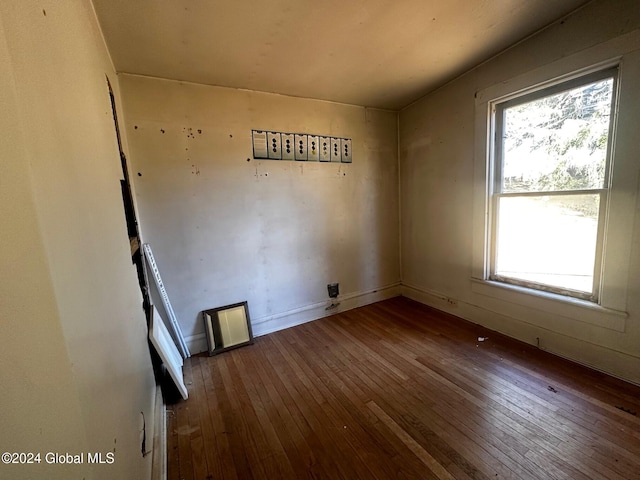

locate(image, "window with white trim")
(488, 68), (618, 302)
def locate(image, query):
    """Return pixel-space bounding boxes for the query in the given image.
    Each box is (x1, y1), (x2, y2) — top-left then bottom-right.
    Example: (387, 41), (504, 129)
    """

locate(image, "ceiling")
(92, 0), (591, 110)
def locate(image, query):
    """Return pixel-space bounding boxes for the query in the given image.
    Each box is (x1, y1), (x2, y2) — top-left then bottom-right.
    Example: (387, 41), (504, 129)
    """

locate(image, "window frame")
(488, 67), (619, 303)
(470, 33), (640, 332)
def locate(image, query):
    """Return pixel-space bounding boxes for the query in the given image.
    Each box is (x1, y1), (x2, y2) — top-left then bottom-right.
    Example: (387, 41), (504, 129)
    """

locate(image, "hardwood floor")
(167, 297), (640, 479)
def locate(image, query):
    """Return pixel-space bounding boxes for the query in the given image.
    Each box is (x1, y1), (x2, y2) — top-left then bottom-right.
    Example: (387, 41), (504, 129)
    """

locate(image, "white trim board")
(149, 306), (188, 400)
(143, 243), (190, 358)
(185, 283), (401, 354)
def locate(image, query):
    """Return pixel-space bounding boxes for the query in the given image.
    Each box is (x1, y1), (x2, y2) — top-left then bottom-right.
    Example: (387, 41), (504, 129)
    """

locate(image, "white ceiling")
(92, 0), (591, 110)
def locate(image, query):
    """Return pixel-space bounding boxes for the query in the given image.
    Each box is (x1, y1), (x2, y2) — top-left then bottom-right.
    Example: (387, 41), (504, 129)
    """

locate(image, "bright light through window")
(491, 69), (616, 300)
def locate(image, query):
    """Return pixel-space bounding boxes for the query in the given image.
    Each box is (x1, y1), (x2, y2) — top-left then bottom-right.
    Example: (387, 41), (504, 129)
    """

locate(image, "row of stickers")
(252, 130), (352, 163)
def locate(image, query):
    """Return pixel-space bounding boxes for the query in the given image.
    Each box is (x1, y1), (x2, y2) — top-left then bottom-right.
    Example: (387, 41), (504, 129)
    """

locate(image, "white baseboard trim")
(185, 282), (639, 385)
(401, 283), (640, 386)
(151, 386), (167, 480)
(251, 283), (401, 337)
(184, 332), (208, 356)
(186, 283), (402, 354)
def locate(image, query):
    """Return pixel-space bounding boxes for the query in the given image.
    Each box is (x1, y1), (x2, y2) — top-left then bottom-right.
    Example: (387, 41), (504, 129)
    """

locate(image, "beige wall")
(4, 3), (638, 479)
(120, 75), (400, 350)
(399, 0), (640, 384)
(0, 1), (156, 479)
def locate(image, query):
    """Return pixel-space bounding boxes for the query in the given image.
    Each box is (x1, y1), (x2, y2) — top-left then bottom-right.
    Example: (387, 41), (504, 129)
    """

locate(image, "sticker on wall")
(253, 130), (351, 163)
(252, 130), (268, 159)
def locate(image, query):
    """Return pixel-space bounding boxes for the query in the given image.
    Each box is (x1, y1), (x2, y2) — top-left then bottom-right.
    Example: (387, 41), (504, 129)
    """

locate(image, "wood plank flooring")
(167, 297), (640, 479)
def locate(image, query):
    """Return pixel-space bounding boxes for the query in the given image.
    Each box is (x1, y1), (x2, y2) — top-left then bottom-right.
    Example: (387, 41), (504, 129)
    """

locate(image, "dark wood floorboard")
(166, 297), (640, 479)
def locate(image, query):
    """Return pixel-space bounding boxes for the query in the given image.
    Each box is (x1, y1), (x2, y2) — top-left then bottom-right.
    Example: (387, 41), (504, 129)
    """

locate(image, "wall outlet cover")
(319, 136), (331, 162)
(295, 134), (308, 161)
(341, 138), (352, 163)
(281, 133), (294, 160)
(252, 130), (268, 159)
(307, 135), (319, 161)
(267, 131), (282, 159)
(330, 137), (341, 162)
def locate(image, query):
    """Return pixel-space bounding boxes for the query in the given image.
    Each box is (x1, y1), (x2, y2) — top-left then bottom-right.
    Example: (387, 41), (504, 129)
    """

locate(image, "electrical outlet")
(330, 137), (341, 162)
(281, 133), (294, 160)
(267, 132), (281, 159)
(307, 135), (319, 161)
(340, 138), (352, 163)
(295, 134), (308, 161)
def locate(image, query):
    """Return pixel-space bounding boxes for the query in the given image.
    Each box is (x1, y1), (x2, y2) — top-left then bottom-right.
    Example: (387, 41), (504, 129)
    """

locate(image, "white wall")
(0, 1), (156, 479)
(120, 75), (400, 351)
(400, 0), (640, 384)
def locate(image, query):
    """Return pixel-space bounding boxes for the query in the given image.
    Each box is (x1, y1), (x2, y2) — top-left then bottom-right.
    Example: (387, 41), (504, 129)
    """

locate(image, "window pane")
(495, 195), (600, 293)
(502, 78), (613, 193)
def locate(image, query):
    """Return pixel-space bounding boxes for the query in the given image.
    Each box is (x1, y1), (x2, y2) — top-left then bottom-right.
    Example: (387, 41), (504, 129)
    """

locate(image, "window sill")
(470, 278), (627, 332)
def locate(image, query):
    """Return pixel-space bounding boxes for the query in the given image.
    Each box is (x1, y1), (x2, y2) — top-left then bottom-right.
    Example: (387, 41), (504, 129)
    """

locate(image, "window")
(489, 68), (618, 302)
(472, 39), (639, 330)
